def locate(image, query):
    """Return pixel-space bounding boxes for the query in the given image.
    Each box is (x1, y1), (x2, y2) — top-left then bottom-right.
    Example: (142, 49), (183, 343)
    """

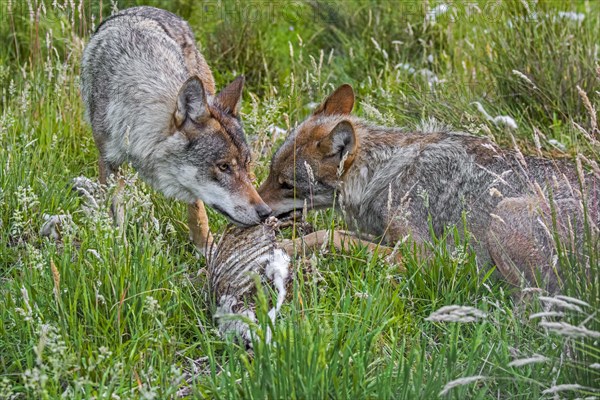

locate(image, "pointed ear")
(313, 84), (355, 117)
(318, 120), (357, 164)
(215, 75), (245, 117)
(174, 76), (209, 127)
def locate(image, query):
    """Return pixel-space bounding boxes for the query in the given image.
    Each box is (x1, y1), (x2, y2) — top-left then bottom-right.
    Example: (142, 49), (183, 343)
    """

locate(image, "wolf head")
(259, 84), (358, 217)
(161, 75), (271, 226)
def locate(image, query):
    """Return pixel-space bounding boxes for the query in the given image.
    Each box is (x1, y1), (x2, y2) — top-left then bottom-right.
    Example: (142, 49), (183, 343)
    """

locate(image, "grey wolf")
(80, 6), (270, 252)
(259, 84), (599, 290)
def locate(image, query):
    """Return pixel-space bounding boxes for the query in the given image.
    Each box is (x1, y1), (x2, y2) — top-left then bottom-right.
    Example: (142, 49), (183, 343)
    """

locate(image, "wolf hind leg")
(486, 197), (562, 291)
(188, 200), (214, 257)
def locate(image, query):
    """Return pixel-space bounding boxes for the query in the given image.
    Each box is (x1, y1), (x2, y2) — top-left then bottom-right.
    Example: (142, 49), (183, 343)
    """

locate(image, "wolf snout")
(255, 203), (272, 220)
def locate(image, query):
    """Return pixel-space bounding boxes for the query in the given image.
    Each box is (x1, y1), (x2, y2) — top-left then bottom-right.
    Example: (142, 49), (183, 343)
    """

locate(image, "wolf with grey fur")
(260, 84), (599, 291)
(81, 6), (270, 251)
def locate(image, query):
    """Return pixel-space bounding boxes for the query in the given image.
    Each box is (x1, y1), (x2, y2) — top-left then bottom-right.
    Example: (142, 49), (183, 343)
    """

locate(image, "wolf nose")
(255, 203), (272, 220)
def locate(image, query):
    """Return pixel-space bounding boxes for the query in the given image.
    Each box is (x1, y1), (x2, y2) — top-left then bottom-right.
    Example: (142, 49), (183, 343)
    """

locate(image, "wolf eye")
(218, 163), (231, 173)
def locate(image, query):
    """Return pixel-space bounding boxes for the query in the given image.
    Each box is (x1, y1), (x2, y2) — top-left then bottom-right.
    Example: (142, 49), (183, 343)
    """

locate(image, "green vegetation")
(1, 1), (598, 398)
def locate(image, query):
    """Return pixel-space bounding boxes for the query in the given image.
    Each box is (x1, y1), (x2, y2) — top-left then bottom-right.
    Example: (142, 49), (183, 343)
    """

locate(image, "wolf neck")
(337, 120), (410, 214)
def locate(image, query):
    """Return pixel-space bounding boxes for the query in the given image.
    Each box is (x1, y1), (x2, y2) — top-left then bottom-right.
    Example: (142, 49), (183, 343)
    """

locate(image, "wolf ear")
(175, 76), (209, 127)
(318, 120), (357, 165)
(216, 75), (245, 117)
(313, 84), (355, 116)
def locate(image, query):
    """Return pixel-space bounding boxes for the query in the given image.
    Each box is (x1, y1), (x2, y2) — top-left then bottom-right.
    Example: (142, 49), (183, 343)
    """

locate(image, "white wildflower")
(337, 151), (350, 178)
(512, 70), (537, 89)
(557, 11), (584, 22)
(71, 176), (100, 212)
(426, 305), (487, 323)
(508, 354), (549, 367)
(97, 346), (112, 362)
(35, 324), (69, 374)
(87, 249), (102, 261)
(439, 375), (486, 396)
(554, 295), (590, 308)
(521, 287), (544, 294)
(110, 0), (118, 15)
(539, 321), (600, 338)
(0, 377), (14, 399)
(72, 376), (92, 392)
(529, 311), (564, 320)
(170, 364), (185, 386)
(394, 63), (415, 74)
(143, 296), (164, 317)
(427, 3), (450, 24)
(418, 68), (444, 85)
(22, 367), (48, 393)
(493, 116), (518, 130)
(470, 102), (518, 130)
(267, 124), (287, 138)
(95, 290), (106, 305)
(25, 243), (45, 271)
(11, 185), (39, 237)
(139, 383), (158, 400)
(548, 139), (567, 151)
(450, 247), (468, 264)
(539, 296), (584, 313)
(542, 384), (585, 395)
(370, 37), (381, 52)
(304, 160), (315, 184)
(16, 286), (34, 322)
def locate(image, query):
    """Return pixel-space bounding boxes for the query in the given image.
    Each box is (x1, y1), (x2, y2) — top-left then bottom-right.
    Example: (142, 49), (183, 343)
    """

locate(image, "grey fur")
(263, 110), (599, 291)
(81, 6), (268, 226)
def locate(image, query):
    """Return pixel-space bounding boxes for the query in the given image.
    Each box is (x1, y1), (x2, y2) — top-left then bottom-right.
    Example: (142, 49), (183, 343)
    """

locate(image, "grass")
(0, 0), (599, 398)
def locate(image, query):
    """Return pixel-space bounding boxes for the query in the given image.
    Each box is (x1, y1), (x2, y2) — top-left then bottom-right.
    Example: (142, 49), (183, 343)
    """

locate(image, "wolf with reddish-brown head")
(259, 84), (358, 214)
(81, 6), (270, 252)
(260, 84), (599, 291)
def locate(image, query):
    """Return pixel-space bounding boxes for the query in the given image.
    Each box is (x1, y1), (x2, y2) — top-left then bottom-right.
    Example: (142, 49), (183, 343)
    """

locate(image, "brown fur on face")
(186, 113), (266, 218)
(259, 85), (359, 214)
(169, 74), (269, 224)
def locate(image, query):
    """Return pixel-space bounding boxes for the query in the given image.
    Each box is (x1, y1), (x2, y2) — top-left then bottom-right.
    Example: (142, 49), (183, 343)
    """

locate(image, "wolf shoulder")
(82, 6), (213, 90)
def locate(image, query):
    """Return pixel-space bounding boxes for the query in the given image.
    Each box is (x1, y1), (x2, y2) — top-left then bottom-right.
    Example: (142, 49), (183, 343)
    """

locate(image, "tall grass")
(1, 0), (598, 398)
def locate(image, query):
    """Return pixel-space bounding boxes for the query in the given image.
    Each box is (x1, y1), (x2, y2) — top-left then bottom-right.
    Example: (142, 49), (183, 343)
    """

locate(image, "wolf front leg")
(97, 154), (126, 228)
(188, 200), (214, 256)
(109, 174), (126, 228)
(282, 229), (403, 267)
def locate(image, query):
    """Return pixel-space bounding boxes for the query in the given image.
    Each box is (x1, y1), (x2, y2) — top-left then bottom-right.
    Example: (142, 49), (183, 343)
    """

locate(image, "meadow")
(0, 0), (599, 398)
